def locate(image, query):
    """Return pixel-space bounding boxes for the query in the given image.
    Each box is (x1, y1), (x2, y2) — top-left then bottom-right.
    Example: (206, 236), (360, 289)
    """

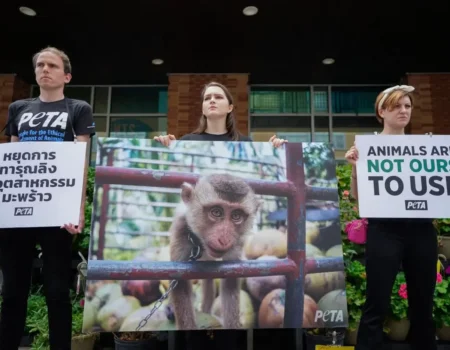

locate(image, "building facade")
(1, 73), (449, 165)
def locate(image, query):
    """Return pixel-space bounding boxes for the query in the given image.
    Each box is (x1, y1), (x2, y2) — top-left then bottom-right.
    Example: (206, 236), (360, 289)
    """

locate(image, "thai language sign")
(0, 141), (86, 228)
(356, 134), (450, 218)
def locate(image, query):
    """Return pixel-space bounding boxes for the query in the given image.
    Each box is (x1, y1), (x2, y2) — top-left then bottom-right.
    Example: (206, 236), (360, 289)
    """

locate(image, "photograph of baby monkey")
(82, 138), (347, 333)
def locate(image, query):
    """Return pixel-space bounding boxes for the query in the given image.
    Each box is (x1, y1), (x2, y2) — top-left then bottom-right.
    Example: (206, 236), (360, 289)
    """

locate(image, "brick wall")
(0, 74), (30, 142)
(406, 73), (450, 135)
(167, 74), (249, 138)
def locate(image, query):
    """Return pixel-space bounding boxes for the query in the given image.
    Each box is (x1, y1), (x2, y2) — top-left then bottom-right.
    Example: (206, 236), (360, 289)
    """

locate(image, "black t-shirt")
(180, 132), (252, 142)
(6, 97), (96, 142)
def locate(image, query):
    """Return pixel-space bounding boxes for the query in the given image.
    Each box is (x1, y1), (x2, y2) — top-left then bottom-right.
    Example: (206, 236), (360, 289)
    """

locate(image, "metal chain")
(135, 279), (179, 331)
(135, 233), (202, 332)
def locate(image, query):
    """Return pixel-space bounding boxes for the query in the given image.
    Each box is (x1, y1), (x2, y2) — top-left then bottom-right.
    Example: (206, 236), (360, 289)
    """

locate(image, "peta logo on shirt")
(18, 111), (68, 142)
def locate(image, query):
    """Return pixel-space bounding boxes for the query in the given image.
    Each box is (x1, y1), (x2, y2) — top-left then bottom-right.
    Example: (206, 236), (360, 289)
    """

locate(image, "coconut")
(325, 245), (343, 257)
(211, 290), (255, 328)
(258, 289), (320, 328)
(120, 280), (161, 305)
(119, 299), (171, 331)
(97, 296), (141, 332)
(306, 244), (324, 258)
(317, 289), (348, 327)
(304, 271), (345, 302)
(244, 229), (287, 259)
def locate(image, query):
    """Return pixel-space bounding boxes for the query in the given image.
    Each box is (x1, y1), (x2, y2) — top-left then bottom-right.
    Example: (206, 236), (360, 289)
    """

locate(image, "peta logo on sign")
(314, 310), (344, 323)
(14, 207), (33, 216)
(405, 200), (428, 211)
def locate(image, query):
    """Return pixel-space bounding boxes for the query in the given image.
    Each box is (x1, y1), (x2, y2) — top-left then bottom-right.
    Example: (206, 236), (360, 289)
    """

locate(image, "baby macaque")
(169, 173), (261, 329)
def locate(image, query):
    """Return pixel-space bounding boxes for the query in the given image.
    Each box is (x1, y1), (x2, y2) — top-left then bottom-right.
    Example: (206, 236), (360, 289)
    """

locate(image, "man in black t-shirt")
(8, 97), (94, 142)
(0, 46), (95, 350)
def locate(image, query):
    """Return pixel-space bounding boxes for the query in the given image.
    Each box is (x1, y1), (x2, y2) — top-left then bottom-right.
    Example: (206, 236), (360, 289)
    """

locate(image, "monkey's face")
(199, 202), (252, 258)
(181, 174), (261, 259)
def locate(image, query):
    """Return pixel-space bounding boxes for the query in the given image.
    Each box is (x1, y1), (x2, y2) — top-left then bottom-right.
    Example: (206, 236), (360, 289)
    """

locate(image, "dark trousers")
(356, 219), (437, 350)
(0, 227), (73, 350)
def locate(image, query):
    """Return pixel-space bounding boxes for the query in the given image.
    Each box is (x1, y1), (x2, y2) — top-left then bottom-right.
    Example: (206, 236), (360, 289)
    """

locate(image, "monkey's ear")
(181, 182), (194, 204)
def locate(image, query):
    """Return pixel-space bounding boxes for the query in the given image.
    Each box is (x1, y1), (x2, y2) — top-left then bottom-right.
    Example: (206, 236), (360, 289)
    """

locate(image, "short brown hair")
(374, 89), (414, 124)
(32, 46), (72, 74)
(192, 82), (241, 141)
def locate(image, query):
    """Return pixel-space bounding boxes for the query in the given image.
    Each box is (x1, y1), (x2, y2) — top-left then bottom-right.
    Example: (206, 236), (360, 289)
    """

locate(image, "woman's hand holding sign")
(345, 142), (359, 166)
(346, 141), (359, 200)
(154, 134), (176, 147)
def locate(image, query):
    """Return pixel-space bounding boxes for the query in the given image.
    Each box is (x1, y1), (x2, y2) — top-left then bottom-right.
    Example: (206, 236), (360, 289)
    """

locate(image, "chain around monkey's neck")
(187, 230), (203, 261)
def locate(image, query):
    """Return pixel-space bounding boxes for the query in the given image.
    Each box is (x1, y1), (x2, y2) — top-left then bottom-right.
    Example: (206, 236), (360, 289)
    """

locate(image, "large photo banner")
(82, 138), (347, 332)
(0, 141), (87, 228)
(356, 134), (450, 218)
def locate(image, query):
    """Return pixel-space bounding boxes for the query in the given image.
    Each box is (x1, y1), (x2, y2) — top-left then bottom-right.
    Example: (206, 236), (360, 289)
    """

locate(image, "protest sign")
(82, 138), (347, 332)
(356, 134), (450, 218)
(0, 141), (87, 228)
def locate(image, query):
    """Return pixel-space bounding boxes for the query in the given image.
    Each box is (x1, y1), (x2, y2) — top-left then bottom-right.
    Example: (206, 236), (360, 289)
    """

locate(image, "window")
(109, 116), (167, 139)
(332, 86), (387, 114)
(332, 115), (381, 161)
(90, 116), (107, 165)
(250, 115), (312, 142)
(110, 87), (167, 114)
(94, 87), (108, 114)
(249, 85), (388, 162)
(250, 87), (311, 114)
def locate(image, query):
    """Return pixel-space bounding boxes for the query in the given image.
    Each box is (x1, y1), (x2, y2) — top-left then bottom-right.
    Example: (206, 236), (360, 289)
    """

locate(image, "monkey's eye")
(210, 207), (223, 217)
(231, 210), (244, 222)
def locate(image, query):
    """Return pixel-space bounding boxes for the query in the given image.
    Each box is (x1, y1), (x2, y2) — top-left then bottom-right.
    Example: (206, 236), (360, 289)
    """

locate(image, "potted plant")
(433, 273), (450, 341)
(343, 259), (366, 345)
(436, 218), (450, 260)
(385, 272), (410, 341)
(387, 272), (447, 342)
(337, 164), (366, 262)
(114, 331), (167, 349)
(72, 297), (99, 350)
(25, 288), (100, 350)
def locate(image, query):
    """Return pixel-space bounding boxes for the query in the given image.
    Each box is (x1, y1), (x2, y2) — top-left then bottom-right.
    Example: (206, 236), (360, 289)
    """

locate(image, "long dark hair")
(191, 82), (240, 141)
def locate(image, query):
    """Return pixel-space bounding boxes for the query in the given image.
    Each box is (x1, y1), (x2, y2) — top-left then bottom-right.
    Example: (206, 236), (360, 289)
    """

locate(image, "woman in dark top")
(154, 81), (286, 146)
(346, 85), (438, 350)
(155, 82), (287, 350)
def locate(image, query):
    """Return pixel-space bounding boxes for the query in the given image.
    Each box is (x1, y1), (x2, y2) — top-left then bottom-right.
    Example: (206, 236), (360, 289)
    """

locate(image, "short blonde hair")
(374, 90), (414, 124)
(32, 46), (72, 74)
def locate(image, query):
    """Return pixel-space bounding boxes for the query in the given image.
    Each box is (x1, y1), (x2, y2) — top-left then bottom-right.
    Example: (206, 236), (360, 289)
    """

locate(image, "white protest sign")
(0, 141), (87, 228)
(356, 134), (450, 218)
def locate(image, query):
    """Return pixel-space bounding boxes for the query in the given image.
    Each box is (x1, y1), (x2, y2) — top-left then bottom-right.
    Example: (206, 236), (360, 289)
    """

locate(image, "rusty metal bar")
(306, 185), (338, 202)
(96, 150), (113, 260)
(86, 257), (343, 281)
(305, 257), (344, 274)
(284, 143), (306, 328)
(87, 258), (298, 280)
(95, 166), (297, 197)
(94, 165), (337, 201)
(102, 144), (287, 169)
